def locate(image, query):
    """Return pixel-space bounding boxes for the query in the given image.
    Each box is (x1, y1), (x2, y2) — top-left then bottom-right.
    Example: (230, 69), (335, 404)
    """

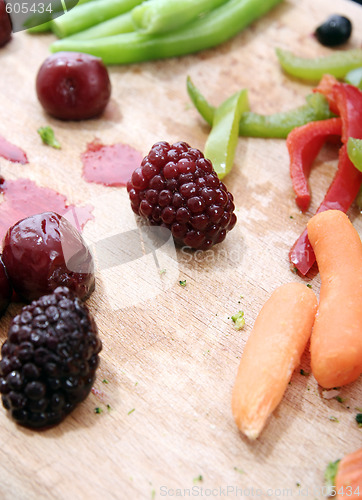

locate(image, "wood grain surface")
(1, 0), (362, 498)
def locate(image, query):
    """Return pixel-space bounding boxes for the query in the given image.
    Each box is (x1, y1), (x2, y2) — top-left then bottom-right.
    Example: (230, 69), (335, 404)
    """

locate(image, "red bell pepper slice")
(287, 117), (342, 212)
(290, 144), (362, 275)
(290, 78), (362, 275)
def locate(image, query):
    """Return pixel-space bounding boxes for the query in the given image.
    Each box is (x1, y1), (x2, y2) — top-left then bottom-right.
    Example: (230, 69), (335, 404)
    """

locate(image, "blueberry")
(314, 15), (352, 47)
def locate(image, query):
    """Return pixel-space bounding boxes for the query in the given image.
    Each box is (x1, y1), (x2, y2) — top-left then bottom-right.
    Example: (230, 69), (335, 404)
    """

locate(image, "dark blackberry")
(127, 141), (237, 250)
(2, 212), (95, 302)
(0, 287), (102, 429)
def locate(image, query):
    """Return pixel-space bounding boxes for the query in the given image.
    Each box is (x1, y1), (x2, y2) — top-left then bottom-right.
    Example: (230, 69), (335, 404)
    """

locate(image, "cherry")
(0, 256), (11, 315)
(0, 0), (12, 48)
(2, 212), (95, 302)
(36, 52), (111, 120)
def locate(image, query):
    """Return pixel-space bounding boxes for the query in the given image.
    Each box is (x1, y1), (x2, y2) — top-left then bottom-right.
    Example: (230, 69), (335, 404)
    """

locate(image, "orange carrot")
(336, 448), (362, 498)
(231, 282), (317, 439)
(308, 209), (362, 388)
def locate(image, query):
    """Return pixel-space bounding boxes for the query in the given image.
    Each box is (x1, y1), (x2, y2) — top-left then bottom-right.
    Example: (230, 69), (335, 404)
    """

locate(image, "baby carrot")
(231, 282), (317, 440)
(336, 448), (362, 498)
(308, 210), (362, 388)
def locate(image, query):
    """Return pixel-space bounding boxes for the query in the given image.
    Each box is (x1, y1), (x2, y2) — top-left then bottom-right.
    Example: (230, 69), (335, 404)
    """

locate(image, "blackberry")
(2, 212), (95, 302)
(0, 287), (102, 429)
(127, 141), (237, 250)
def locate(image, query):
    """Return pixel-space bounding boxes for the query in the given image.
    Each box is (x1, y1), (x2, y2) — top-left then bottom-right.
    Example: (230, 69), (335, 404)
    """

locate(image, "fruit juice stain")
(0, 135), (28, 164)
(81, 139), (143, 187)
(0, 178), (93, 243)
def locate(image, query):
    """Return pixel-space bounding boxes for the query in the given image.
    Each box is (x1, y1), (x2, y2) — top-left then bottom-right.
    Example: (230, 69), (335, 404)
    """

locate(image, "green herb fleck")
(290, 215), (294, 219)
(355, 413), (362, 427)
(151, 489), (156, 499)
(335, 396), (345, 403)
(102, 379), (109, 384)
(324, 460), (340, 492)
(37, 126), (61, 149)
(94, 407), (103, 414)
(233, 467), (244, 474)
(159, 268), (167, 275)
(231, 311), (245, 330)
(329, 416), (339, 422)
(179, 280), (187, 287)
(300, 369), (310, 376)
(128, 408), (135, 415)
(292, 266), (298, 274)
(107, 404), (112, 412)
(193, 475), (203, 484)
(306, 284), (312, 289)
(296, 482), (301, 487)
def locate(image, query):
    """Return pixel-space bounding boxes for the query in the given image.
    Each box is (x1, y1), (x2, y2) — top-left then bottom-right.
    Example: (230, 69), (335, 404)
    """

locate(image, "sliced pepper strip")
(204, 89), (249, 179)
(187, 77), (334, 139)
(238, 93), (334, 138)
(345, 67), (362, 90)
(290, 80), (362, 275)
(276, 48), (362, 82)
(347, 137), (362, 172)
(287, 117), (342, 212)
(290, 145), (362, 275)
(186, 76), (215, 127)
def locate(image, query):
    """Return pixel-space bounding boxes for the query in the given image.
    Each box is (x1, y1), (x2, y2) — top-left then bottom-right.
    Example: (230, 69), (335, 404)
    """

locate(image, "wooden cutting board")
(1, 0), (362, 498)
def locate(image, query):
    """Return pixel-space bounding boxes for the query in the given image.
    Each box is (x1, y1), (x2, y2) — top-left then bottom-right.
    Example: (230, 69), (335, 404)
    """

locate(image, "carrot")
(336, 448), (362, 498)
(231, 282), (317, 439)
(307, 209), (362, 388)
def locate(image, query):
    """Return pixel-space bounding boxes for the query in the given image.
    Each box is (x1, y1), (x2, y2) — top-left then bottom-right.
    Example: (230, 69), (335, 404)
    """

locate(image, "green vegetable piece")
(179, 280), (187, 287)
(186, 76), (216, 127)
(345, 67), (362, 89)
(276, 48), (362, 82)
(187, 78), (333, 139)
(52, 0), (144, 39)
(355, 412), (362, 426)
(37, 126), (61, 149)
(50, 0), (284, 64)
(132, 0), (228, 35)
(324, 459), (340, 494)
(68, 11), (135, 40)
(347, 137), (362, 172)
(356, 184), (362, 211)
(231, 310), (245, 330)
(204, 89), (249, 179)
(238, 93), (334, 138)
(27, 20), (53, 33)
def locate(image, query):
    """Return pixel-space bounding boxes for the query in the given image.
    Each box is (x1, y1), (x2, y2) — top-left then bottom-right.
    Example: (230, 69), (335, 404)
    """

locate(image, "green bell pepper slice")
(347, 137), (362, 172)
(345, 67), (362, 90)
(187, 77), (334, 139)
(276, 48), (362, 82)
(204, 89), (249, 179)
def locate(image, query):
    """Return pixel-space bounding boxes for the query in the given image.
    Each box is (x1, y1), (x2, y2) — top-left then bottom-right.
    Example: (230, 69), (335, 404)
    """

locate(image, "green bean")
(68, 11), (134, 40)
(27, 0), (99, 34)
(50, 0), (284, 64)
(52, 0), (144, 38)
(132, 0), (228, 35)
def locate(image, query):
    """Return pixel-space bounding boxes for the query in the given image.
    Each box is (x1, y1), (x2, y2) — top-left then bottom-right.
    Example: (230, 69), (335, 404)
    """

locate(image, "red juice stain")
(0, 135), (28, 164)
(0, 178), (93, 243)
(81, 139), (143, 187)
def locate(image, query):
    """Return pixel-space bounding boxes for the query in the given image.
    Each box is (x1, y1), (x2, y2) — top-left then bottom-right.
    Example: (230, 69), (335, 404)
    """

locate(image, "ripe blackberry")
(127, 141), (237, 250)
(2, 212), (95, 302)
(0, 287), (102, 429)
